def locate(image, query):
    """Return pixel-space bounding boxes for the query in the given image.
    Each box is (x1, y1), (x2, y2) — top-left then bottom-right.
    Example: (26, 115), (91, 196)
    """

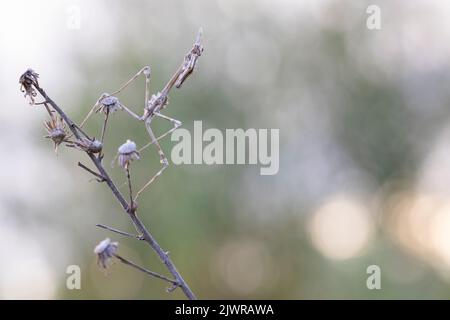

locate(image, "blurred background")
(1, 0), (450, 299)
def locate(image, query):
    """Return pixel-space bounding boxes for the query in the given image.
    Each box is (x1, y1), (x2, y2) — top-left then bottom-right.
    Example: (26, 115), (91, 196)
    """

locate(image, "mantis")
(79, 28), (203, 204)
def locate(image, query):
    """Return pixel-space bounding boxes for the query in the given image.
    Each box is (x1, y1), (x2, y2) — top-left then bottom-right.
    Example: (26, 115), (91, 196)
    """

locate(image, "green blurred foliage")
(9, 0), (450, 299)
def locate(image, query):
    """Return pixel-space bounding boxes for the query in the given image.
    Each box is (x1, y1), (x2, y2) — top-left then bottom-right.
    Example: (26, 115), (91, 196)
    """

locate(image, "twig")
(126, 167), (134, 208)
(96, 223), (143, 240)
(113, 253), (179, 286)
(32, 84), (197, 300)
(78, 162), (105, 182)
(100, 111), (109, 143)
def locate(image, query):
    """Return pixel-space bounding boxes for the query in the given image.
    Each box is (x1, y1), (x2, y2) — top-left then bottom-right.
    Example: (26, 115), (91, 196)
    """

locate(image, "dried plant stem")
(126, 167), (134, 206)
(96, 223), (143, 240)
(33, 84), (197, 300)
(100, 111), (109, 143)
(113, 253), (178, 286)
(78, 162), (105, 182)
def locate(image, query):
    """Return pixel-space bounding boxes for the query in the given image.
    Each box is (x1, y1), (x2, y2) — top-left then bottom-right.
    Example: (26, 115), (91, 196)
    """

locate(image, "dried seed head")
(118, 139), (140, 169)
(73, 137), (103, 154)
(175, 28), (204, 89)
(44, 117), (67, 153)
(118, 139), (137, 154)
(19, 69), (39, 105)
(94, 238), (118, 269)
(89, 139), (103, 153)
(97, 95), (121, 114)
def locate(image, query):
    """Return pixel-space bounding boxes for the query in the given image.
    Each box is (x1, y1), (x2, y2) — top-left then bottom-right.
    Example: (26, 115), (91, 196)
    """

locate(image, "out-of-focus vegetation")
(2, 0), (450, 299)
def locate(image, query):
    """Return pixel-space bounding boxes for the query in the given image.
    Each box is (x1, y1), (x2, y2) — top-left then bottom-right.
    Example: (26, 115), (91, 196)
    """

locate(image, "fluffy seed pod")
(44, 117), (67, 153)
(94, 238), (118, 269)
(117, 139), (140, 169)
(19, 69), (39, 105)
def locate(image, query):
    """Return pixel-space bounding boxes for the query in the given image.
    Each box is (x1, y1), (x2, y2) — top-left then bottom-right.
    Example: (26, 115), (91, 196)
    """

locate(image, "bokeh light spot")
(308, 195), (374, 260)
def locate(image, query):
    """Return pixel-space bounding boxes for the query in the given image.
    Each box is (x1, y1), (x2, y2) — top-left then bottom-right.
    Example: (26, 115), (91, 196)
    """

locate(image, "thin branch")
(126, 167), (134, 207)
(100, 111), (109, 143)
(113, 253), (179, 286)
(32, 83), (197, 300)
(96, 223), (143, 240)
(78, 162), (105, 182)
